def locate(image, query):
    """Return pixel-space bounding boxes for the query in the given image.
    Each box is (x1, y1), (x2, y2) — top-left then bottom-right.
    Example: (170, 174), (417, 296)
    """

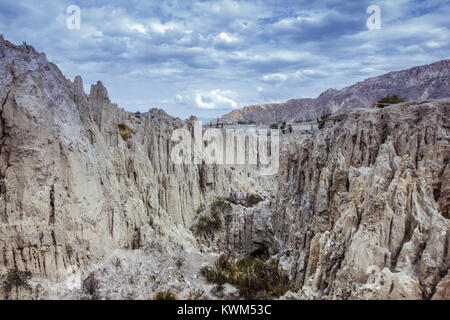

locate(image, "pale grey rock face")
(276, 100), (449, 300)
(0, 37), (273, 299)
(0, 37), (448, 300)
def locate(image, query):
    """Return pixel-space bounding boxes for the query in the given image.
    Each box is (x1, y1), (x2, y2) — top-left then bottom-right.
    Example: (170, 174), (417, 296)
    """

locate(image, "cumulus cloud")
(195, 93), (215, 109)
(196, 89), (238, 109)
(0, 0), (448, 119)
(216, 32), (236, 43)
(261, 73), (288, 82)
(261, 69), (329, 83)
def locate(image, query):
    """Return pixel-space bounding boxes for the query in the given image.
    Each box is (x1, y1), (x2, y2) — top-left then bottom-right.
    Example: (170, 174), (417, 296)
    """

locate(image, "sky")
(0, 0), (449, 120)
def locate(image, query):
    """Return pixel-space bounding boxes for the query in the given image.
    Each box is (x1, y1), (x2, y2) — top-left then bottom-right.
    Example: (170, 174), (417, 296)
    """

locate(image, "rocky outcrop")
(218, 60), (450, 124)
(0, 37), (275, 299)
(276, 100), (449, 299)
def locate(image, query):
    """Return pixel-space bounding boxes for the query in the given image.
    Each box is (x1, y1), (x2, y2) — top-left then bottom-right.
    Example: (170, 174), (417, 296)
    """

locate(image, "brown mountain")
(219, 59), (450, 124)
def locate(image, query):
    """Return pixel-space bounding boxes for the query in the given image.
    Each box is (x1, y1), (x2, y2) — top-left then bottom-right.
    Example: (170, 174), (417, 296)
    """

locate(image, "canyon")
(0, 36), (448, 300)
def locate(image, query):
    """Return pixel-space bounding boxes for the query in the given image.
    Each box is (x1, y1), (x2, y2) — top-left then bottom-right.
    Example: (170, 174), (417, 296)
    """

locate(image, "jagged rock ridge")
(218, 59), (450, 124)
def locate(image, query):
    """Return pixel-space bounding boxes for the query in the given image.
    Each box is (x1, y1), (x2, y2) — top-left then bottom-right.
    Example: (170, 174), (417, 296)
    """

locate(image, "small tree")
(316, 112), (331, 129)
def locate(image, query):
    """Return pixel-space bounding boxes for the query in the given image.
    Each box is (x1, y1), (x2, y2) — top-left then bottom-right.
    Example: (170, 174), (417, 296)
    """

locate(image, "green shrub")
(211, 197), (231, 214)
(1, 268), (32, 294)
(188, 289), (205, 300)
(153, 290), (178, 300)
(196, 204), (205, 215)
(377, 94), (405, 105)
(117, 123), (132, 140)
(195, 211), (222, 234)
(200, 266), (227, 285)
(193, 197), (230, 235)
(200, 254), (290, 300)
(215, 283), (225, 293)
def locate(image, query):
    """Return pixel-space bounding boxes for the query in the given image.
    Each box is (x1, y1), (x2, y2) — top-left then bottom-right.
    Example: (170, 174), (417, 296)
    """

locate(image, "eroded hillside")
(0, 37), (448, 300)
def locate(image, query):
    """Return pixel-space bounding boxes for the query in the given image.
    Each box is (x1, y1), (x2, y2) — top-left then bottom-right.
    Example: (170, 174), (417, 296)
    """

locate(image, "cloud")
(196, 89), (238, 109)
(0, 0), (447, 119)
(261, 69), (329, 83)
(261, 73), (287, 82)
(195, 93), (215, 109)
(216, 32), (236, 43)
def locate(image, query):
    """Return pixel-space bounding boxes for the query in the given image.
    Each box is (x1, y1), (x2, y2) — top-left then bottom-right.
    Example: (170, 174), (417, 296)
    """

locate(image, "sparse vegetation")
(175, 256), (185, 269)
(194, 210), (222, 235)
(211, 196), (229, 208)
(377, 94), (405, 106)
(269, 122), (292, 134)
(316, 112), (331, 129)
(82, 273), (100, 300)
(193, 197), (230, 235)
(1, 268), (32, 294)
(153, 290), (178, 300)
(117, 123), (132, 140)
(196, 203), (205, 215)
(269, 123), (279, 129)
(200, 254), (290, 299)
(187, 288), (205, 300)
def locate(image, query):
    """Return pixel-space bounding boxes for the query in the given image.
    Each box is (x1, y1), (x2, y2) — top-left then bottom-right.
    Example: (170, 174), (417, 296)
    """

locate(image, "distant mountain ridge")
(218, 59), (450, 124)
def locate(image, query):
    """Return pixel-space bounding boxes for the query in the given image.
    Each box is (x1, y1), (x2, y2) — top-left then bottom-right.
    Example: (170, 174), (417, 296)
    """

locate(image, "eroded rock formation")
(0, 37), (448, 300)
(276, 101), (449, 299)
